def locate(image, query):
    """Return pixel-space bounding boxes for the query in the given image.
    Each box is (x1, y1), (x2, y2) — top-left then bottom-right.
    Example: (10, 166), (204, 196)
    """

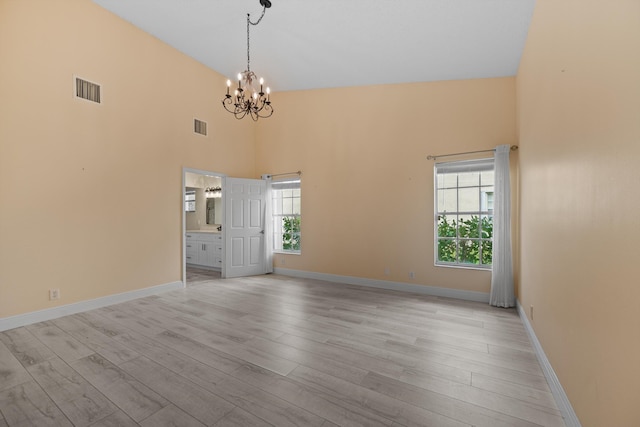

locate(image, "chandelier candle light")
(222, 0), (273, 120)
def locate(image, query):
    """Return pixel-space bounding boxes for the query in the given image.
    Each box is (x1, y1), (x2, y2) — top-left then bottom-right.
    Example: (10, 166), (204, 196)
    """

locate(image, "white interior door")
(222, 177), (266, 278)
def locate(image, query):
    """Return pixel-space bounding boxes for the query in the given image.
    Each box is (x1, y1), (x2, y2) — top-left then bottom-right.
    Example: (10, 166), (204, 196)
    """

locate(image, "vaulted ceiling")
(92, 0), (536, 92)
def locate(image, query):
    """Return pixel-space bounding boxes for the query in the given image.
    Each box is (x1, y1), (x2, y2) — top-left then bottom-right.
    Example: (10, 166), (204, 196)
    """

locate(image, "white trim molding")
(516, 300), (582, 427)
(273, 268), (489, 303)
(0, 281), (183, 332)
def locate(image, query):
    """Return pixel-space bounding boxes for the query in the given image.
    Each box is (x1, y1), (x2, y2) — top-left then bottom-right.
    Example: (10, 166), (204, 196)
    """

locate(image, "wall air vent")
(194, 119), (207, 136)
(75, 77), (101, 103)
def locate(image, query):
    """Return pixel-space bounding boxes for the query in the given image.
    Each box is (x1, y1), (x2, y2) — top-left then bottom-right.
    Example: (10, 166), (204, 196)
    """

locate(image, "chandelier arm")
(234, 103), (248, 120)
(257, 104), (273, 119)
(222, 97), (239, 114)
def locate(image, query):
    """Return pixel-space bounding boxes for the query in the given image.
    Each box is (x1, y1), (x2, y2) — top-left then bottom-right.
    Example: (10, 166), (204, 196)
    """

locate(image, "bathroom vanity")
(185, 231), (222, 269)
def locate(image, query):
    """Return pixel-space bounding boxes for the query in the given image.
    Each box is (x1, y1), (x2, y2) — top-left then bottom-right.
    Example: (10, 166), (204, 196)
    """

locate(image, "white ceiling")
(92, 0), (536, 92)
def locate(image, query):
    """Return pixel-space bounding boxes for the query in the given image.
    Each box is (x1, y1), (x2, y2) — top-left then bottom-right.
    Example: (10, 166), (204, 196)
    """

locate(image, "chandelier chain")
(249, 5), (266, 25)
(247, 5), (267, 72)
(246, 14), (250, 71)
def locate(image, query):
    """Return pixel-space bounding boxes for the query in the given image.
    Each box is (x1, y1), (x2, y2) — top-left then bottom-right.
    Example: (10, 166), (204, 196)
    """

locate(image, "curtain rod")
(427, 145), (518, 161)
(264, 170), (301, 179)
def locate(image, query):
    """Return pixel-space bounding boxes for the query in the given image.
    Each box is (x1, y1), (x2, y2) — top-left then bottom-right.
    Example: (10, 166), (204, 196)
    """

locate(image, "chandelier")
(222, 0), (274, 121)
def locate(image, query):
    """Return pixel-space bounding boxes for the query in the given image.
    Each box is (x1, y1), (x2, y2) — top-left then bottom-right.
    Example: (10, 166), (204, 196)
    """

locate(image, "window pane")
(437, 239), (456, 262)
(458, 188), (480, 212)
(437, 215), (456, 237)
(481, 187), (494, 212)
(438, 173), (458, 189)
(481, 240), (493, 265)
(292, 198), (301, 215)
(282, 198), (293, 215)
(292, 189), (301, 197)
(437, 189), (457, 213)
(481, 186), (494, 195)
(458, 239), (480, 264)
(457, 215), (480, 238)
(458, 172), (480, 187)
(481, 170), (494, 186)
(282, 189), (293, 198)
(481, 215), (493, 239)
(282, 216), (301, 251)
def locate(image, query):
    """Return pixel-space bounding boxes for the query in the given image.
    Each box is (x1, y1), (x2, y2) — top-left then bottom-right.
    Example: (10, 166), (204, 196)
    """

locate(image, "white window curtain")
(490, 144), (515, 308)
(262, 175), (274, 274)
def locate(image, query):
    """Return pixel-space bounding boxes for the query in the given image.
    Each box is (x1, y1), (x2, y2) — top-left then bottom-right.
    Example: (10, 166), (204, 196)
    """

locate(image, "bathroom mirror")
(206, 198), (220, 224)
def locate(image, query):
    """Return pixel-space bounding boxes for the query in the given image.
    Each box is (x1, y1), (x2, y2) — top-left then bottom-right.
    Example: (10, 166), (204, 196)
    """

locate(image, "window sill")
(435, 263), (491, 272)
(274, 251), (301, 255)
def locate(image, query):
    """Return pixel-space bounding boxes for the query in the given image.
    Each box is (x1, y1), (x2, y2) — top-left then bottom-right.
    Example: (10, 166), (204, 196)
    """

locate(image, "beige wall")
(0, 0), (256, 317)
(256, 78), (517, 293)
(517, 1), (640, 426)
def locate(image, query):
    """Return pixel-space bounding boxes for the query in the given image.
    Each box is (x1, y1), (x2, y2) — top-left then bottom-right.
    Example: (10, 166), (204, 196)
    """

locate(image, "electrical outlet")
(409, 271), (415, 279)
(280, 256), (286, 265)
(530, 305), (534, 320)
(384, 267), (390, 276)
(49, 289), (60, 301)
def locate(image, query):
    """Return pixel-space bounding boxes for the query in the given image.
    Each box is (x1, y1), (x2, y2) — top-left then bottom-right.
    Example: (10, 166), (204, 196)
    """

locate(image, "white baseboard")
(0, 281), (184, 332)
(273, 268), (489, 303)
(516, 300), (581, 427)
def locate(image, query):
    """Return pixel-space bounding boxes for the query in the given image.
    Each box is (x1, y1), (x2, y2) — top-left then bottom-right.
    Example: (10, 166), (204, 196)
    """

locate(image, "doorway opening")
(182, 168), (226, 286)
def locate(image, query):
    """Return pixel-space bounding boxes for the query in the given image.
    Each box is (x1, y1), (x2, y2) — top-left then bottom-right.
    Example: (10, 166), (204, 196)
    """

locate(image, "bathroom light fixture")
(222, 0), (273, 121)
(205, 187), (222, 199)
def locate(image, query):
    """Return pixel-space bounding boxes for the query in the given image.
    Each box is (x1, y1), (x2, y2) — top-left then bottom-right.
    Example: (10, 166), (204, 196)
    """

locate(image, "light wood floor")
(186, 266), (222, 285)
(0, 273), (565, 427)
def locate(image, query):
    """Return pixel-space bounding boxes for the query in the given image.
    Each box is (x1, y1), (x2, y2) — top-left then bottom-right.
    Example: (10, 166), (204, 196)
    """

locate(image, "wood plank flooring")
(0, 272), (565, 426)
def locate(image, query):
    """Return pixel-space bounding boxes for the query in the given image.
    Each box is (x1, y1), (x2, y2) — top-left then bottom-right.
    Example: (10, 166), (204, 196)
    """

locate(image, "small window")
(185, 190), (196, 212)
(272, 178), (301, 253)
(434, 158), (494, 268)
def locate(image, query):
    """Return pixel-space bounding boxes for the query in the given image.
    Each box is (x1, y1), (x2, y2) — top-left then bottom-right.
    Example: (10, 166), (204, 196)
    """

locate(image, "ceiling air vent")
(75, 77), (101, 103)
(194, 119), (207, 136)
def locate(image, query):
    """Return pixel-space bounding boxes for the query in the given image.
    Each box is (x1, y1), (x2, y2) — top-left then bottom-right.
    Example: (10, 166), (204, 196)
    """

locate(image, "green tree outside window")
(437, 215), (492, 265)
(282, 216), (301, 251)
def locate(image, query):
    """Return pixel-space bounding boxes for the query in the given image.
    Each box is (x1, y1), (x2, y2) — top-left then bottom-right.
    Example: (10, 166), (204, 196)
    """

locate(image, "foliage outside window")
(435, 159), (494, 268)
(272, 179), (301, 253)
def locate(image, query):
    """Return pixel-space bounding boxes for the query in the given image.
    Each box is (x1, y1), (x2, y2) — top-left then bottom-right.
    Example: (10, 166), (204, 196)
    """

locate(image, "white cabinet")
(212, 234), (222, 269)
(186, 232), (222, 269)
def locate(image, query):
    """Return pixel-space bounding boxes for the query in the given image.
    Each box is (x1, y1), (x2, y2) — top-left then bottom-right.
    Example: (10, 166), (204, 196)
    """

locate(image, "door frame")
(182, 167), (227, 286)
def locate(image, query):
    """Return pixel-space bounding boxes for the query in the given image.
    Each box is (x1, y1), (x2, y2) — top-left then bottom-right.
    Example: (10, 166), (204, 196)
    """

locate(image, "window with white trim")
(434, 158), (494, 268)
(272, 178), (301, 253)
(185, 190), (196, 212)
